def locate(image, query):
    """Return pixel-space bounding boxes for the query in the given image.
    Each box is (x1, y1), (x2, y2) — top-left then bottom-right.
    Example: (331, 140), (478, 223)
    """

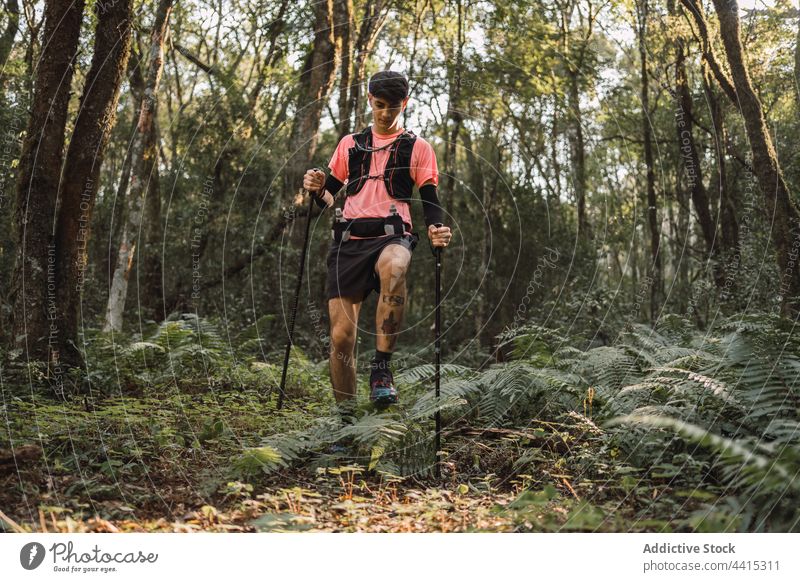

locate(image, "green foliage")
(597, 316), (800, 531)
(4, 305), (799, 532)
(228, 311), (799, 531)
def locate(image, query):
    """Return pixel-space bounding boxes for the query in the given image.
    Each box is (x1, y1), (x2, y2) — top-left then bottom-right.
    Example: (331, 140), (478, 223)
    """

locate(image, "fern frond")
(395, 363), (472, 385)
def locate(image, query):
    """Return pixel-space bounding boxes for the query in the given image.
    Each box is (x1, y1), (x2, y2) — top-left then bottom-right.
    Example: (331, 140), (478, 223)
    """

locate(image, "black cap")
(368, 71), (409, 105)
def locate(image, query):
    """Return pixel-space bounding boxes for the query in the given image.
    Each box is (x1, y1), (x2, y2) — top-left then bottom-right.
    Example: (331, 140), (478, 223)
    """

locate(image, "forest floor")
(0, 388), (673, 533)
(5, 316), (797, 532)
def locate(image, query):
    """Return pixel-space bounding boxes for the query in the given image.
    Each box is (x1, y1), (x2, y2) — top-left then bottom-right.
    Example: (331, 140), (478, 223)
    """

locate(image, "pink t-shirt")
(327, 127), (438, 238)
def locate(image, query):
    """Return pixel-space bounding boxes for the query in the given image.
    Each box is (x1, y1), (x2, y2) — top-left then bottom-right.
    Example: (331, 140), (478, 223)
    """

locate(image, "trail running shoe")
(370, 368), (398, 409)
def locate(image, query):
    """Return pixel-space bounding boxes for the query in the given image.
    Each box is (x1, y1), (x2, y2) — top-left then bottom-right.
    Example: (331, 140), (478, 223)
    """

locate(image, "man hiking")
(303, 70), (452, 411)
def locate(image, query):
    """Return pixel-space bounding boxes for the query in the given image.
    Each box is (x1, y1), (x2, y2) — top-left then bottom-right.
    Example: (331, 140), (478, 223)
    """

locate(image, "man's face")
(369, 93), (408, 131)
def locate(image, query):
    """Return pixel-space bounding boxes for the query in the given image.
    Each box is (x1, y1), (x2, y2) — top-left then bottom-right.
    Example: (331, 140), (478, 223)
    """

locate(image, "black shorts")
(326, 232), (419, 301)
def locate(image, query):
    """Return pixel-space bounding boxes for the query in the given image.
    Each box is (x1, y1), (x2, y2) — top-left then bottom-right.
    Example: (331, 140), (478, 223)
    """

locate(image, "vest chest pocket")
(345, 126), (417, 200)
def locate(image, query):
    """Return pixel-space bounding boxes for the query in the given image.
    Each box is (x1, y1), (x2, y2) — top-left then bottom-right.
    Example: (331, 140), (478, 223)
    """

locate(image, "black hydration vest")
(346, 126), (417, 203)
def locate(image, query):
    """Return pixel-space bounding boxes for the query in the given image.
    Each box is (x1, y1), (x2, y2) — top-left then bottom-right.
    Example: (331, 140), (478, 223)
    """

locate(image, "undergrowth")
(2, 311), (798, 532)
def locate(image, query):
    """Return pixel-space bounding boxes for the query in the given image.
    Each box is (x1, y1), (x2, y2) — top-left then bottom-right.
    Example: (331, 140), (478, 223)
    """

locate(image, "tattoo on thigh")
(382, 295), (405, 306)
(381, 311), (400, 335)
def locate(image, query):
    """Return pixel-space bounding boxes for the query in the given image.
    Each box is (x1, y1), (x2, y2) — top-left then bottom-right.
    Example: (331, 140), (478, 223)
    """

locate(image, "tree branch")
(173, 42), (217, 76)
(678, 0), (738, 103)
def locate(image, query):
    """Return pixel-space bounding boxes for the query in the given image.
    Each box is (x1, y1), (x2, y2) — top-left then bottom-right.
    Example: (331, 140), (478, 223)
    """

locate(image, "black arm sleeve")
(419, 183), (444, 227)
(311, 173), (345, 209)
(324, 174), (345, 198)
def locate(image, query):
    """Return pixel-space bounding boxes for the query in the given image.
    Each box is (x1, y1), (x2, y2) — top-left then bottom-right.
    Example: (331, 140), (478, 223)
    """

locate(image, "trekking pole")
(433, 224), (443, 479)
(277, 170), (322, 410)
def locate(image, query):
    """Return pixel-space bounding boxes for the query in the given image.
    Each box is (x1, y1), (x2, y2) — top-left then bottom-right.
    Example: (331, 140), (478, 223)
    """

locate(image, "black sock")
(371, 350), (392, 373)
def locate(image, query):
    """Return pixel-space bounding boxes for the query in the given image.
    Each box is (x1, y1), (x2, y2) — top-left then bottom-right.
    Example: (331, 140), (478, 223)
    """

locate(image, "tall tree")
(0, 0), (20, 75)
(795, 4), (800, 110)
(128, 40), (165, 322)
(703, 68), (737, 255)
(347, 0), (391, 134)
(443, 0), (465, 196)
(670, 0), (720, 280)
(636, 0), (662, 320)
(559, 0), (594, 241)
(140, 122), (163, 321)
(54, 0), (133, 366)
(333, 0), (354, 138)
(712, 0), (800, 313)
(284, 0), (338, 195)
(8, 0), (85, 362)
(105, 0), (173, 332)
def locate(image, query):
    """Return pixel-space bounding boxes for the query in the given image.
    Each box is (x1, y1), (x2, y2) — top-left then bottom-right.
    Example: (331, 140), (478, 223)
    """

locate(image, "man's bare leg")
(375, 244), (412, 352)
(328, 295), (362, 402)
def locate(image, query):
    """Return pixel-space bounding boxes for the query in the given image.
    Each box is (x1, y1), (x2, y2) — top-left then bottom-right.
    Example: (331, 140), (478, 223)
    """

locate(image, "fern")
(394, 363), (472, 386)
(612, 413), (800, 531)
(228, 311), (800, 530)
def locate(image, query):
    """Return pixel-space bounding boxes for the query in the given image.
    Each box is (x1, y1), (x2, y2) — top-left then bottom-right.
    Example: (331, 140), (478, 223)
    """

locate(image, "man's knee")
(330, 322), (356, 354)
(377, 249), (410, 294)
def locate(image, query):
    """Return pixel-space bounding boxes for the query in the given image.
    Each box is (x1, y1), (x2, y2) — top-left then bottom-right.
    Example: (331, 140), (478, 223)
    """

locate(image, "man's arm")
(303, 171), (345, 208)
(302, 135), (351, 208)
(419, 180), (444, 227)
(420, 180), (452, 248)
(411, 138), (450, 246)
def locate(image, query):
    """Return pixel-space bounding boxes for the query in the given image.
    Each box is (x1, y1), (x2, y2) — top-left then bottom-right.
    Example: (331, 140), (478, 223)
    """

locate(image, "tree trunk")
(560, 1), (590, 241)
(107, 129), (134, 282)
(248, 0), (289, 113)
(567, 70), (588, 240)
(123, 40), (162, 321)
(333, 0), (354, 138)
(348, 0), (390, 133)
(444, 0), (464, 196)
(284, 0), (337, 196)
(795, 7), (800, 110)
(550, 94), (563, 204)
(9, 0), (85, 363)
(672, 10), (722, 286)
(638, 0), (662, 320)
(104, 0), (173, 332)
(675, 31), (714, 251)
(712, 0), (800, 314)
(0, 0), (20, 77)
(140, 122), (163, 321)
(53, 0), (133, 367)
(679, 0), (737, 103)
(703, 68), (737, 255)
(460, 128), (487, 337)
